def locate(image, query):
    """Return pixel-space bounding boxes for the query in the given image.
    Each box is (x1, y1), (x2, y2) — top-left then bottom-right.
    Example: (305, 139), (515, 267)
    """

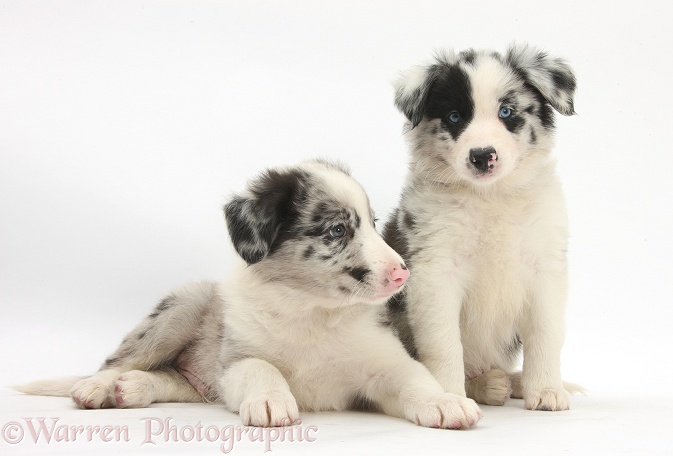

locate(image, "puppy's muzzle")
(469, 147), (498, 173)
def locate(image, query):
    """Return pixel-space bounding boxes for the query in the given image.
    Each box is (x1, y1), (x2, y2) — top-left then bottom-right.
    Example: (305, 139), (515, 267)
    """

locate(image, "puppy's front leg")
(362, 347), (481, 429)
(406, 265), (467, 396)
(219, 358), (299, 427)
(520, 265), (569, 411)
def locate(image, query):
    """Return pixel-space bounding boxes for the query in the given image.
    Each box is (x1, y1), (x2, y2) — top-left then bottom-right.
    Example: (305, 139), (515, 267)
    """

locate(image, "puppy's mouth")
(340, 271), (409, 304)
(375, 265), (409, 298)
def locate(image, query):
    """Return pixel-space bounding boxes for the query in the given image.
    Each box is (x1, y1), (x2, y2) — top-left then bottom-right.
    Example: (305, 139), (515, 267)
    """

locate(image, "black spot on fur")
(381, 208), (419, 358)
(501, 111), (525, 134)
(224, 169), (310, 264)
(149, 296), (175, 318)
(304, 225), (325, 237)
(402, 210), (416, 230)
(530, 129), (537, 144)
(344, 267), (370, 282)
(386, 292), (419, 360)
(137, 331), (147, 340)
(382, 209), (410, 266)
(498, 92), (526, 135)
(506, 54), (565, 130)
(549, 67), (576, 98)
(156, 297), (174, 312)
(310, 202), (328, 225)
(424, 64), (475, 140)
(460, 48), (477, 66)
(530, 87), (556, 130)
(303, 246), (315, 259)
(350, 394), (378, 411)
(303, 205), (363, 256)
(104, 357), (119, 366)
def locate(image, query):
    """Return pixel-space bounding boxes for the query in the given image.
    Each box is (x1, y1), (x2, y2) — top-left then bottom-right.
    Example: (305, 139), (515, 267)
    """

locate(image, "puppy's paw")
(240, 391), (299, 427)
(114, 370), (154, 408)
(70, 377), (114, 409)
(406, 393), (482, 429)
(525, 387), (570, 411)
(466, 369), (512, 406)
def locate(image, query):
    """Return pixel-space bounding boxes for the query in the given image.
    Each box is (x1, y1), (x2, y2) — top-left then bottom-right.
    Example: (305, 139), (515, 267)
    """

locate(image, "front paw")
(240, 391), (299, 427)
(525, 387), (570, 411)
(405, 393), (482, 429)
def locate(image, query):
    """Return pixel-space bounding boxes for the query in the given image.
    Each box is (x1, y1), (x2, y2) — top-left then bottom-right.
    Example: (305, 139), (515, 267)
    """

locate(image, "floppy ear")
(224, 169), (305, 265)
(506, 43), (577, 116)
(393, 63), (442, 128)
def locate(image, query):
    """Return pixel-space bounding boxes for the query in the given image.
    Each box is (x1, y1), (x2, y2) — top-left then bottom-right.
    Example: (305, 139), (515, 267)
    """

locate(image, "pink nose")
(389, 265), (410, 287)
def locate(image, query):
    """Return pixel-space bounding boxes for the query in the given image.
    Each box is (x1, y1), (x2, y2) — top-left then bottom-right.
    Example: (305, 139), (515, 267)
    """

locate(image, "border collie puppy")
(384, 44), (578, 410)
(19, 160), (482, 429)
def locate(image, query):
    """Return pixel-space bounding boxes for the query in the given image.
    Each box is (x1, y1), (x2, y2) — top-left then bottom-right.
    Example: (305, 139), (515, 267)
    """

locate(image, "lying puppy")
(384, 44), (578, 411)
(18, 160), (481, 429)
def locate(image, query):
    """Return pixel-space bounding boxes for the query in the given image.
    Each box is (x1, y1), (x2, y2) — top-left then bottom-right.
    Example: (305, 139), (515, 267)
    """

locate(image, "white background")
(1, 1), (672, 454)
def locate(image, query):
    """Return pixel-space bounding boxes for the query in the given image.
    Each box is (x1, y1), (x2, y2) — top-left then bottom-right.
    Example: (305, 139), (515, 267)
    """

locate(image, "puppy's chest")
(264, 330), (357, 410)
(232, 313), (358, 407)
(414, 205), (544, 313)
(474, 215), (529, 267)
(417, 207), (536, 271)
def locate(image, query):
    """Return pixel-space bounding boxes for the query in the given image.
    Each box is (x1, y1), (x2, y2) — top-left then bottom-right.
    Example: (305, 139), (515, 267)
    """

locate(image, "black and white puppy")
(384, 44), (578, 410)
(19, 160), (482, 429)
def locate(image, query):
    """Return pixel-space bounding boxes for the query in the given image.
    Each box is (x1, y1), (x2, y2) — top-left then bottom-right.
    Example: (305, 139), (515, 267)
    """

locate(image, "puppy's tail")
(14, 376), (84, 397)
(561, 380), (587, 395)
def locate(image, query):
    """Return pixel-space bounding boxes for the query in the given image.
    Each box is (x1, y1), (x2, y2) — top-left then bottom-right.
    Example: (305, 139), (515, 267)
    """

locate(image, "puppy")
(18, 160), (482, 429)
(384, 44), (577, 411)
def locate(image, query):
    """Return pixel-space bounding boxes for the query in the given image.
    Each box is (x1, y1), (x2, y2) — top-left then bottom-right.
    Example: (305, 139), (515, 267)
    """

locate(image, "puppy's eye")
(329, 224), (347, 238)
(447, 111), (461, 124)
(499, 106), (513, 119)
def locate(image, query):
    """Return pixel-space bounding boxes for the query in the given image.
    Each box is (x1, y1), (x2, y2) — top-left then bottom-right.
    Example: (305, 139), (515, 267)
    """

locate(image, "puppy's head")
(224, 160), (408, 306)
(394, 44), (576, 189)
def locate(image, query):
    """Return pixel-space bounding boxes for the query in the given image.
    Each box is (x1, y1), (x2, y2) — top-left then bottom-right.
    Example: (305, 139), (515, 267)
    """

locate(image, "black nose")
(469, 147), (497, 172)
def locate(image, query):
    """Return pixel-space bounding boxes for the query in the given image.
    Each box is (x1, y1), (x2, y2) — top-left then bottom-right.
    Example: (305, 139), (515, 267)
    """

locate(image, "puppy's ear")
(506, 43), (577, 116)
(224, 169), (305, 265)
(393, 63), (443, 128)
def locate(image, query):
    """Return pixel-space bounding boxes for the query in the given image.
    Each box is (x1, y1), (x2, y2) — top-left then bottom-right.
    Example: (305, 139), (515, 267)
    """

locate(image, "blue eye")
(447, 111), (461, 124)
(329, 224), (347, 238)
(499, 106), (513, 119)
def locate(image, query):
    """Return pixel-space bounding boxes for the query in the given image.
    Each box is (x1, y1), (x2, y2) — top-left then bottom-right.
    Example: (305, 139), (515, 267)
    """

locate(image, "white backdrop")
(2, 0), (672, 405)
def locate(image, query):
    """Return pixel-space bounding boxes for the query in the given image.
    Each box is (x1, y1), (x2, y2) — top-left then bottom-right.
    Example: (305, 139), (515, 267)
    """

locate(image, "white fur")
(18, 161), (483, 429)
(389, 47), (577, 411)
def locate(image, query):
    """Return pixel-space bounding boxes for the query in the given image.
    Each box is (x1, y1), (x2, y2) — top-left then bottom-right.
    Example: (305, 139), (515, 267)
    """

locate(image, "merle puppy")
(19, 160), (482, 429)
(385, 44), (579, 411)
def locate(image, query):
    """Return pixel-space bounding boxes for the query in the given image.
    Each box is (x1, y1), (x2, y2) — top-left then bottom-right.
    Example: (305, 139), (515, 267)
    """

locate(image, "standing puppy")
(384, 44), (577, 411)
(18, 160), (482, 429)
